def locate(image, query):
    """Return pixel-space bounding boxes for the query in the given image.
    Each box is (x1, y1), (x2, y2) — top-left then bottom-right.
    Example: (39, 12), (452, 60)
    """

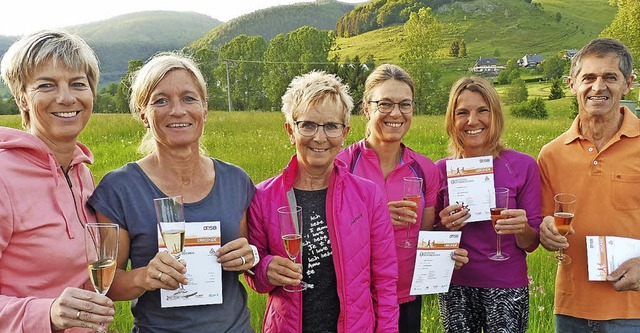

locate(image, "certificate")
(586, 236), (640, 281)
(445, 156), (494, 222)
(410, 231), (461, 295)
(158, 221), (222, 307)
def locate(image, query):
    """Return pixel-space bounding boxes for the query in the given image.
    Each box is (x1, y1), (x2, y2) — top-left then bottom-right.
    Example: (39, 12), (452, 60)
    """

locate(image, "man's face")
(569, 53), (633, 118)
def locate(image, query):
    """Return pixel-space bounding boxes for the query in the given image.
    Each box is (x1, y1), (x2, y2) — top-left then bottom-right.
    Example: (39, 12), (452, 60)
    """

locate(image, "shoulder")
(213, 158), (251, 179)
(337, 140), (365, 160)
(500, 149), (536, 164)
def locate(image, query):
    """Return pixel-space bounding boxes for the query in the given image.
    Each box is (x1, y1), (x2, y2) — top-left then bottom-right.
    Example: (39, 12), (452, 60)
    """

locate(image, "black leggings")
(399, 295), (422, 333)
(437, 285), (529, 333)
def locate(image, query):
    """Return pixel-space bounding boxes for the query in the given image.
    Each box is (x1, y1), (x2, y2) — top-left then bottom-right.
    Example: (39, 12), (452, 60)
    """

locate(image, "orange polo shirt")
(538, 107), (640, 320)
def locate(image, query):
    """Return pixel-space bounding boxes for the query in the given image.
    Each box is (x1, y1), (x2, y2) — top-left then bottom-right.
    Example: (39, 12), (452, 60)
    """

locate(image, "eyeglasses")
(294, 120), (346, 138)
(369, 100), (415, 114)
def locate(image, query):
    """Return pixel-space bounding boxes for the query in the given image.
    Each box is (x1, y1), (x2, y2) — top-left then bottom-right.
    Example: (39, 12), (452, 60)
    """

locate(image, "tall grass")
(0, 105), (573, 332)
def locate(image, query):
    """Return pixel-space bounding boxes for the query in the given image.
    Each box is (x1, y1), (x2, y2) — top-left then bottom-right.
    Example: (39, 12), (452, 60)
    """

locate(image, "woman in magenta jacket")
(246, 71), (399, 333)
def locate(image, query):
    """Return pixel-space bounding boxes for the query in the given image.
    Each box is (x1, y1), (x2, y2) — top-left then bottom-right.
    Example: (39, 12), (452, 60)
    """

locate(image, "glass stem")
(557, 248), (564, 260)
(406, 223), (411, 242)
(496, 234), (502, 256)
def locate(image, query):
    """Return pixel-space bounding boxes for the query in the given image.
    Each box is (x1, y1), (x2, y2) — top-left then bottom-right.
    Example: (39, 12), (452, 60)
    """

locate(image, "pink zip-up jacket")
(0, 127), (96, 333)
(246, 155), (399, 333)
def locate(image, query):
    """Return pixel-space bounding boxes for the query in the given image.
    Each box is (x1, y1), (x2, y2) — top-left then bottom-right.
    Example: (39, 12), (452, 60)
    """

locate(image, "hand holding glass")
(398, 177), (422, 248)
(554, 193), (576, 265)
(277, 205), (308, 292)
(488, 187), (510, 261)
(85, 223), (119, 295)
(154, 195), (187, 294)
(85, 223), (119, 333)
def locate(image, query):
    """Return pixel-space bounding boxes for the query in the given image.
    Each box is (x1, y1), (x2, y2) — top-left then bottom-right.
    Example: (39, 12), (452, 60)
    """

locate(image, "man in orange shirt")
(538, 37), (640, 332)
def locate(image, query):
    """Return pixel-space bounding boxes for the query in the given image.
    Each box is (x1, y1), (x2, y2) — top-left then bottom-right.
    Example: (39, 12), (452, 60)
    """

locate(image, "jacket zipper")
(62, 166), (83, 226)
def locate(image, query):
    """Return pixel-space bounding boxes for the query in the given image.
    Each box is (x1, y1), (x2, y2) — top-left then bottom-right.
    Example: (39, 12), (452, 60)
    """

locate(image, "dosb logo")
(203, 225), (218, 231)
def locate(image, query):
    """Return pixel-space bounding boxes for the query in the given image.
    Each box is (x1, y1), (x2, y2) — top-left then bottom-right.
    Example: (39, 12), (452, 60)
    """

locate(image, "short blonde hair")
(281, 70), (353, 125)
(0, 29), (100, 129)
(129, 52), (208, 155)
(445, 76), (505, 158)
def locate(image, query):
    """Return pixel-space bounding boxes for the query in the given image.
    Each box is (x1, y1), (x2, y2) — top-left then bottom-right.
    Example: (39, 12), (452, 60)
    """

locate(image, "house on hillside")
(564, 49), (578, 60)
(469, 57), (505, 75)
(517, 54), (545, 68)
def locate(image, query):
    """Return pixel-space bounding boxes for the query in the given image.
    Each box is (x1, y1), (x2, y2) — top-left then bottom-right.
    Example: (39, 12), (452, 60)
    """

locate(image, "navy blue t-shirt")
(89, 159), (255, 333)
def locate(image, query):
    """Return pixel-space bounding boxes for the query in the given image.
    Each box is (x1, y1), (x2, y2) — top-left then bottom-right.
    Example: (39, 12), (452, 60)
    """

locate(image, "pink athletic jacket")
(246, 155), (399, 333)
(0, 127), (96, 333)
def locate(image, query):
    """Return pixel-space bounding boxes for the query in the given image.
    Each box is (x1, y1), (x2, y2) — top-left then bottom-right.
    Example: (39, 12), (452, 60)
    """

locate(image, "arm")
(537, 151), (570, 251)
(245, 195), (279, 293)
(216, 212), (256, 271)
(420, 206), (435, 230)
(369, 189), (400, 333)
(95, 212), (187, 301)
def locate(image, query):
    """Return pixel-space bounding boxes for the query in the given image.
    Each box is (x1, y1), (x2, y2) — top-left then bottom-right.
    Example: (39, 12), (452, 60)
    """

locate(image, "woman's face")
(21, 60), (93, 146)
(365, 79), (413, 145)
(142, 69), (207, 151)
(286, 98), (349, 173)
(453, 90), (492, 157)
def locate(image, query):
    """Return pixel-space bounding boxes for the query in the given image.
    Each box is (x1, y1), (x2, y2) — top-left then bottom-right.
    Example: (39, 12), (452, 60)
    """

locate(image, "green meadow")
(0, 99), (574, 332)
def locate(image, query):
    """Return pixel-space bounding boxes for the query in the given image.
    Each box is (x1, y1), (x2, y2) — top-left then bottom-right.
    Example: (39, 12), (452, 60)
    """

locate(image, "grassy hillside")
(0, 11), (221, 85)
(190, 0), (356, 49)
(333, 0), (616, 70)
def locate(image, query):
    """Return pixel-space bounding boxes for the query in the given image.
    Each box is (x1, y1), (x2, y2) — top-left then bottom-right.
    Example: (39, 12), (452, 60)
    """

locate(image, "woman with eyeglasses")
(337, 64), (468, 333)
(245, 70), (399, 333)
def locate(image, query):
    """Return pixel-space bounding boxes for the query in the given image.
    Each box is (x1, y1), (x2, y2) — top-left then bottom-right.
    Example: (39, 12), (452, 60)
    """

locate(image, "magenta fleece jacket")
(0, 127), (96, 333)
(246, 155), (399, 333)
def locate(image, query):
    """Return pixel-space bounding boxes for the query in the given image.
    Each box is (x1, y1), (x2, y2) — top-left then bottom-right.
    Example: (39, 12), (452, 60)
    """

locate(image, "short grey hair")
(281, 70), (353, 125)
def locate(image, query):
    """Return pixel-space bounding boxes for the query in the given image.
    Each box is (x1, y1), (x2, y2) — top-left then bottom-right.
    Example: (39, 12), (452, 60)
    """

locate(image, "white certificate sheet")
(586, 236), (640, 281)
(157, 221), (222, 307)
(410, 231), (461, 295)
(445, 156), (494, 222)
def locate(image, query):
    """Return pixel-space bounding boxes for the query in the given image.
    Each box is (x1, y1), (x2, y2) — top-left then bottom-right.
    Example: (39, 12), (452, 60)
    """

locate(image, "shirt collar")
(563, 106), (640, 145)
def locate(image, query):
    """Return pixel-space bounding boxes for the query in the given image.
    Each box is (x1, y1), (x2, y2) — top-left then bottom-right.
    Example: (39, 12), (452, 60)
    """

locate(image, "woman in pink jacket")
(246, 71), (399, 333)
(0, 30), (115, 332)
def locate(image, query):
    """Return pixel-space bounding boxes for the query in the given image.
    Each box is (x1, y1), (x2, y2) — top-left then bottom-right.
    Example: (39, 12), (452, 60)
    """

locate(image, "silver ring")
(157, 272), (163, 280)
(240, 255), (246, 266)
(76, 310), (81, 320)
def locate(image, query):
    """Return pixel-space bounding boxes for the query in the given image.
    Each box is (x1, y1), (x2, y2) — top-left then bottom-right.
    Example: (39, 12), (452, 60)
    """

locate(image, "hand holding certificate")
(157, 221), (223, 307)
(445, 156), (495, 223)
(410, 231), (461, 295)
(587, 236), (640, 281)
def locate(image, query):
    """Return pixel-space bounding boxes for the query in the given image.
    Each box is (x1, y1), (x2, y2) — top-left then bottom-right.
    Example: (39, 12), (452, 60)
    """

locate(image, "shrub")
(511, 97), (548, 119)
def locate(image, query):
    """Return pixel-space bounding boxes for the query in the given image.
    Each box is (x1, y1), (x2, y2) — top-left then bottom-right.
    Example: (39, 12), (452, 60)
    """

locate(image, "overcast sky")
(0, 0), (365, 36)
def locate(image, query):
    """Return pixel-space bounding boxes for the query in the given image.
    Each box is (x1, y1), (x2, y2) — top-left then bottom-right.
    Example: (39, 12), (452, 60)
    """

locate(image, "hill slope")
(0, 11), (221, 84)
(333, 0), (616, 75)
(190, 0), (357, 49)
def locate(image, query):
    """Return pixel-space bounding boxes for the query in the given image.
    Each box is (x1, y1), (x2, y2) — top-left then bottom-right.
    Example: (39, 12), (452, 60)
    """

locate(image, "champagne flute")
(154, 195), (187, 294)
(85, 223), (119, 333)
(488, 187), (510, 261)
(277, 205), (309, 292)
(398, 177), (422, 248)
(554, 193), (576, 265)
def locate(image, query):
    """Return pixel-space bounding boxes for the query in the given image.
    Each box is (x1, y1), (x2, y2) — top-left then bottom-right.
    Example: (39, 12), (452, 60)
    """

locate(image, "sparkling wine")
(282, 234), (302, 260)
(554, 212), (574, 235)
(490, 207), (505, 229)
(162, 229), (185, 256)
(403, 195), (421, 213)
(88, 258), (116, 295)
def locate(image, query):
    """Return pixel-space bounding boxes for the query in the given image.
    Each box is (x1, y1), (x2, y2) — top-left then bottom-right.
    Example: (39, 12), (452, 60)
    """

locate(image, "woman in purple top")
(434, 76), (541, 333)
